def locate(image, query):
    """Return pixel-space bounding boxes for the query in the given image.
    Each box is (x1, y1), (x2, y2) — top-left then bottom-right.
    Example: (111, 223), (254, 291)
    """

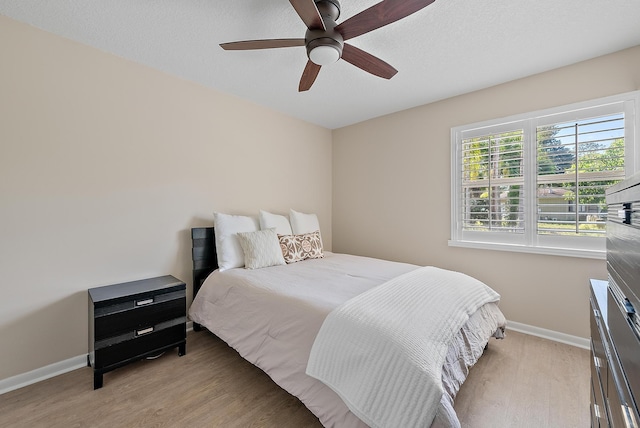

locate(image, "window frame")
(450, 91), (640, 259)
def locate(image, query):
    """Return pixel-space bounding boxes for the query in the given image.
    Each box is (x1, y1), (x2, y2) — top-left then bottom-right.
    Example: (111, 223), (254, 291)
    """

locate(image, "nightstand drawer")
(94, 290), (185, 340)
(94, 321), (185, 370)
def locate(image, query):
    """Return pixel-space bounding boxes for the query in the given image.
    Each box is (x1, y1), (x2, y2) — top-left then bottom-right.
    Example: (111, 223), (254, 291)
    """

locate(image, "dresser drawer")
(591, 378), (602, 428)
(94, 321), (185, 370)
(591, 302), (608, 378)
(94, 290), (185, 340)
(607, 290), (640, 409)
(591, 341), (608, 427)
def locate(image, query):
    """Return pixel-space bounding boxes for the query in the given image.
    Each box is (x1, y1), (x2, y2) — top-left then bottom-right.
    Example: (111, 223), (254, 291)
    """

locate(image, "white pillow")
(289, 209), (321, 235)
(213, 212), (259, 271)
(237, 228), (286, 269)
(259, 210), (293, 236)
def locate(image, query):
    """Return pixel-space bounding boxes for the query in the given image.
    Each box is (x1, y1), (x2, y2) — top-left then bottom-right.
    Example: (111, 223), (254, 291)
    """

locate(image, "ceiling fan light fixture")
(306, 36), (343, 66)
(309, 45), (341, 65)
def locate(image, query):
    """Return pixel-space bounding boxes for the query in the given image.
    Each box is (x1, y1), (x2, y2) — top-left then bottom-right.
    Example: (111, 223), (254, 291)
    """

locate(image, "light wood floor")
(0, 330), (589, 427)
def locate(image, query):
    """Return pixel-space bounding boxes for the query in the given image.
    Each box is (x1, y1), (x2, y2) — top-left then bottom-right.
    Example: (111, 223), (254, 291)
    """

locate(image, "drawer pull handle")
(621, 404), (638, 428)
(594, 403), (601, 419)
(136, 298), (154, 306)
(594, 356), (602, 369)
(135, 327), (154, 337)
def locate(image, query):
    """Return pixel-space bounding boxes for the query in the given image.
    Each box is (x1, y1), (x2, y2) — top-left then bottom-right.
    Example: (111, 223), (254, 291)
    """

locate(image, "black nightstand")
(88, 275), (186, 389)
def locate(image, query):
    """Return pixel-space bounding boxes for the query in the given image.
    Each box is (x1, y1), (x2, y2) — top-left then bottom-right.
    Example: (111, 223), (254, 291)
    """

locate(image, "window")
(450, 92), (639, 258)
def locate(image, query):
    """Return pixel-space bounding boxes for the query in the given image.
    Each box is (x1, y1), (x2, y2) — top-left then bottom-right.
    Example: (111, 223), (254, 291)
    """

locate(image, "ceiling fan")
(220, 0), (436, 91)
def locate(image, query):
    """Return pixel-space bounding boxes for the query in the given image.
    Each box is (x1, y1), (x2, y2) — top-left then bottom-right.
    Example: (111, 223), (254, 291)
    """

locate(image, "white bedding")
(189, 252), (506, 427)
(306, 266), (501, 428)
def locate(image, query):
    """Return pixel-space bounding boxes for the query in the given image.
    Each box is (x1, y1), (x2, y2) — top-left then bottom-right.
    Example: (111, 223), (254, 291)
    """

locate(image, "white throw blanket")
(306, 266), (501, 428)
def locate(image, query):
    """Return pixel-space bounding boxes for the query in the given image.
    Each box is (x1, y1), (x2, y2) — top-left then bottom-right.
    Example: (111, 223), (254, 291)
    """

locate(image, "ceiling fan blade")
(341, 43), (398, 79)
(299, 60), (322, 92)
(289, 0), (326, 31)
(220, 38), (306, 50)
(336, 0), (435, 41)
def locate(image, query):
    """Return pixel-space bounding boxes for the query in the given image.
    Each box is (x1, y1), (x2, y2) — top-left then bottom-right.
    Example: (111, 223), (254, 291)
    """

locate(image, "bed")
(189, 224), (506, 428)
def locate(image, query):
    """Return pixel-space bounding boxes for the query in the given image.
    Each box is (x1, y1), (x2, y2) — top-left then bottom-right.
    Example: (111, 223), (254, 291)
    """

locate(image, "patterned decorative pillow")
(278, 231), (324, 263)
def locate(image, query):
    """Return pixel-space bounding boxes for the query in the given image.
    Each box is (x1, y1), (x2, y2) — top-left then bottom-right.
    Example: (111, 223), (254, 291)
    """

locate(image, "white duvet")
(189, 253), (506, 427)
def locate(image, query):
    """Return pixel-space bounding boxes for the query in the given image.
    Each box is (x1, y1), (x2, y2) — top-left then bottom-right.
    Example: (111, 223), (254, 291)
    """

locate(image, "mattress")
(189, 252), (506, 427)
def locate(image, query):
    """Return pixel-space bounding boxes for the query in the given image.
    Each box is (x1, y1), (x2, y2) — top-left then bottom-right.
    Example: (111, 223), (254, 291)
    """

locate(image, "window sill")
(447, 239), (605, 260)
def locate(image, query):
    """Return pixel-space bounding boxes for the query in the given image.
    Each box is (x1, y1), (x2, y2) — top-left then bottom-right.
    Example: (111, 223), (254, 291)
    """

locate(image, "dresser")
(591, 173), (640, 427)
(88, 275), (186, 389)
(590, 280), (639, 428)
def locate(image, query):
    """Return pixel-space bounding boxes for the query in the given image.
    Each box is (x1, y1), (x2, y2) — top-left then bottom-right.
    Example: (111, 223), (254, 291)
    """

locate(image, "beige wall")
(332, 45), (640, 339)
(0, 16), (332, 380)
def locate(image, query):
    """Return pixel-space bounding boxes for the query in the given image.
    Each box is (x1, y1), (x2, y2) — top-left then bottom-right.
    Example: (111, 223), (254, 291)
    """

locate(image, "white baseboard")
(507, 320), (590, 350)
(0, 320), (587, 396)
(1, 321), (196, 396)
(0, 354), (87, 396)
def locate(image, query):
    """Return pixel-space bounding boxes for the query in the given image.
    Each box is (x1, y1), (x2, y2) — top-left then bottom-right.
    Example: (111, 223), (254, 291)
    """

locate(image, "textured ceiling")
(1, 0), (640, 129)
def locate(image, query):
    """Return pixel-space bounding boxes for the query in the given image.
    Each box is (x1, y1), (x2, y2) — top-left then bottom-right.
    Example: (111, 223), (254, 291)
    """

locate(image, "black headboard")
(191, 227), (217, 300)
